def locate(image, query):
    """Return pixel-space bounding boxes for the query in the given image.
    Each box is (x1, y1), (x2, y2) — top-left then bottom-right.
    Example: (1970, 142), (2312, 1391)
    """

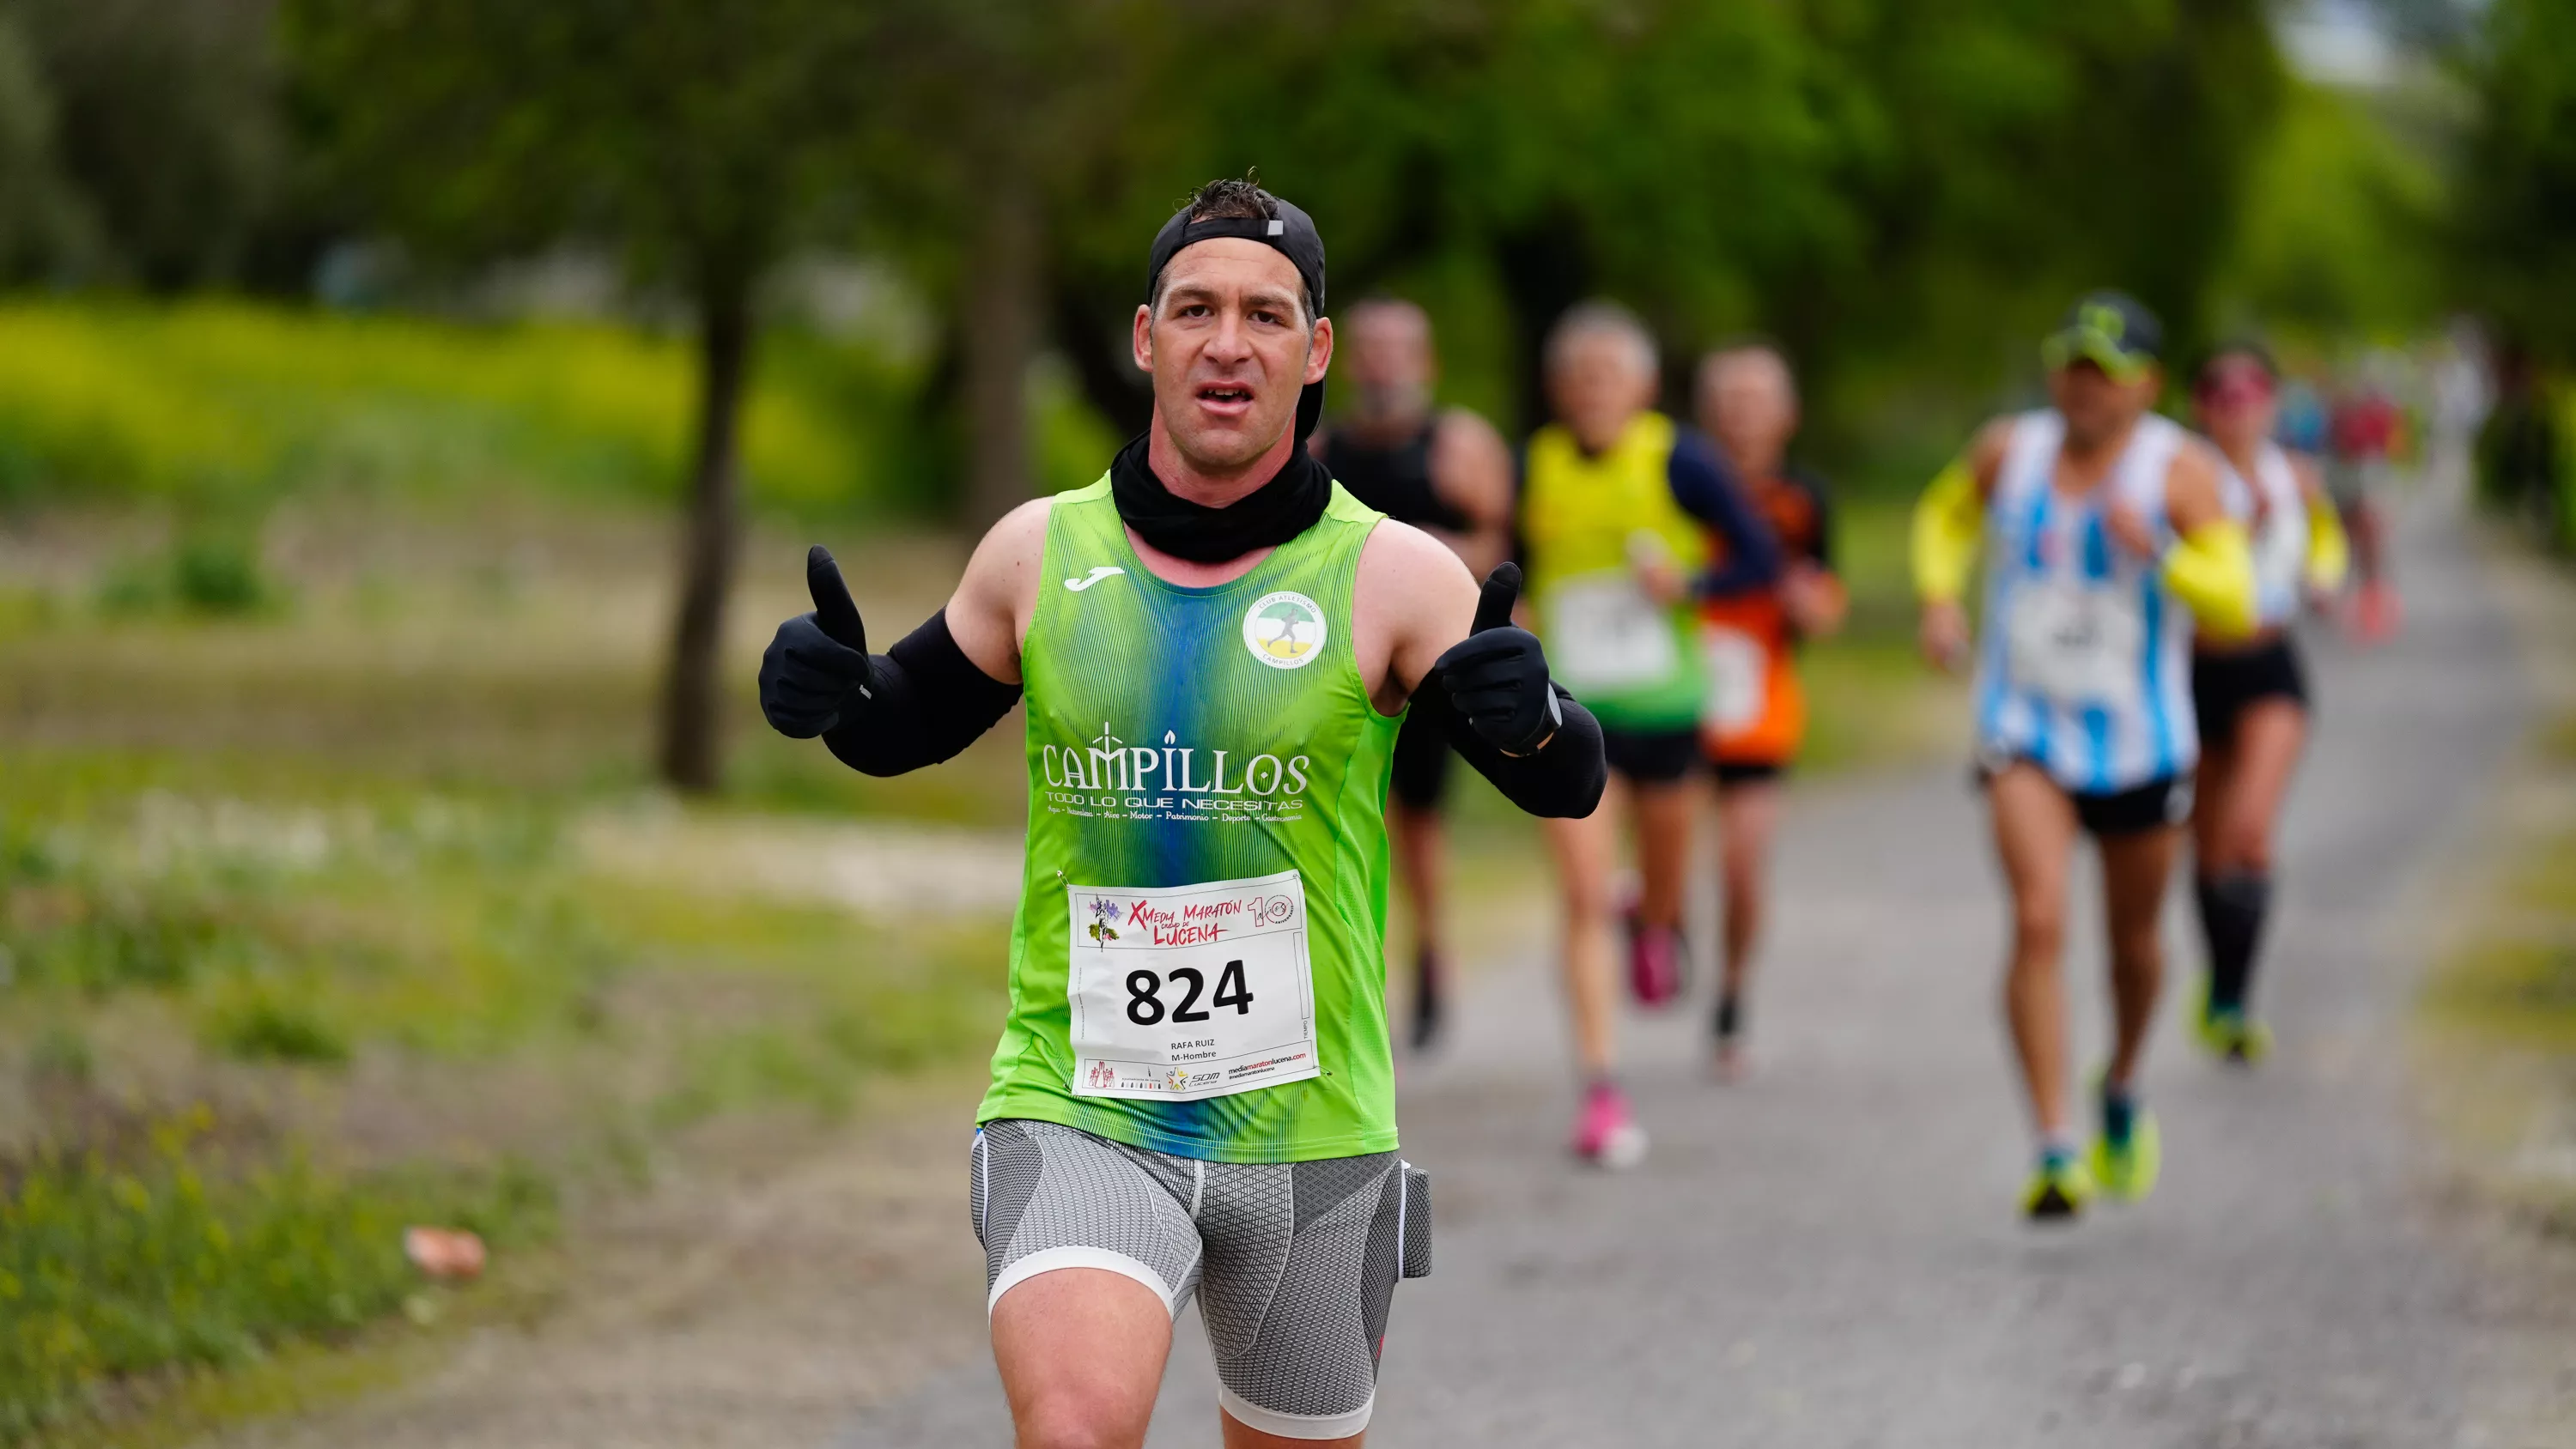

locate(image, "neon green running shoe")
(2090, 1103), (2162, 1202)
(2190, 976), (2275, 1065)
(2021, 1155), (2094, 1222)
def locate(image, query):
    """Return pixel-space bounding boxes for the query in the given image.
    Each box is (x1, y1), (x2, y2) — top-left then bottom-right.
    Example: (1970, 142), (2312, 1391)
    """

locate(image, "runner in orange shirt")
(1692, 343), (1846, 1080)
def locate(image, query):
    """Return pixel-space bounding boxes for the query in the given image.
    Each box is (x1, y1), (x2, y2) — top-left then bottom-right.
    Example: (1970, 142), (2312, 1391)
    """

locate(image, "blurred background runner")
(2185, 343), (2348, 1064)
(1311, 298), (1516, 1052)
(1518, 302), (1779, 1167)
(1690, 342), (1845, 1081)
(2327, 368), (2403, 640)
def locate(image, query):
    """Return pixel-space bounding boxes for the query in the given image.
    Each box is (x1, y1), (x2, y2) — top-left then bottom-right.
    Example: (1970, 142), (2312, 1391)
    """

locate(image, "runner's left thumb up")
(805, 545), (867, 656)
(1472, 562), (1522, 634)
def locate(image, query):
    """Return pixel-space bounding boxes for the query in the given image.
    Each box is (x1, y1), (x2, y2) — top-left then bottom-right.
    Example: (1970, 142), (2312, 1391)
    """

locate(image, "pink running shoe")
(1626, 917), (1686, 1009)
(1571, 1082), (1649, 1169)
(2351, 579), (2401, 644)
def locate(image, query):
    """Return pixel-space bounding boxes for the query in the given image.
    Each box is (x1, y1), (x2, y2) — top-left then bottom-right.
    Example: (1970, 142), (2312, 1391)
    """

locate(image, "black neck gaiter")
(1109, 433), (1332, 563)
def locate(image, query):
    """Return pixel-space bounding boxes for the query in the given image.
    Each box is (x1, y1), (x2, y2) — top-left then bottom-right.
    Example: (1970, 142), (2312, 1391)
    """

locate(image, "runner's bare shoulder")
(1355, 518), (1478, 706)
(1966, 416), (2018, 495)
(951, 496), (1056, 681)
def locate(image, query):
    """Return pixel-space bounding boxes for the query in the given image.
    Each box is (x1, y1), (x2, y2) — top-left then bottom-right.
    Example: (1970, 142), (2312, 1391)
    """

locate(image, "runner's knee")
(2009, 900), (2066, 960)
(1015, 1395), (1145, 1449)
(2209, 820), (2273, 874)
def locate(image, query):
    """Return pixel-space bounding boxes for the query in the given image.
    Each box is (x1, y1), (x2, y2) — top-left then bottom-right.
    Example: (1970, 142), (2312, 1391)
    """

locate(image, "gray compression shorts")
(970, 1119), (1430, 1440)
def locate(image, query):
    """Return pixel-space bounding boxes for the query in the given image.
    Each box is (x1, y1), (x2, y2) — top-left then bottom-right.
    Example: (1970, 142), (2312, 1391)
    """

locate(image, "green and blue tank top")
(975, 475), (1403, 1164)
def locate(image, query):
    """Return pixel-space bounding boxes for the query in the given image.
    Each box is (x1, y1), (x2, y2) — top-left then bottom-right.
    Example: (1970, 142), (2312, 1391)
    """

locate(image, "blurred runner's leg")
(1314, 298), (1516, 1054)
(1693, 343), (1842, 1077)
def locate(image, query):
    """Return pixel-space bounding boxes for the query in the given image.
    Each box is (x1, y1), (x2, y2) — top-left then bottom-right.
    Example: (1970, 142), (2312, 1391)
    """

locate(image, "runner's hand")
(2105, 502), (2159, 560)
(1918, 598), (1970, 674)
(1434, 563), (1562, 755)
(759, 545), (875, 738)
(1782, 563), (1847, 639)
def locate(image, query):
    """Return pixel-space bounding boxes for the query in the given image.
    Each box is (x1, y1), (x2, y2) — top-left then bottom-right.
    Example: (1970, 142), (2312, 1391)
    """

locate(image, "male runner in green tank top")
(756, 179), (1607, 1447)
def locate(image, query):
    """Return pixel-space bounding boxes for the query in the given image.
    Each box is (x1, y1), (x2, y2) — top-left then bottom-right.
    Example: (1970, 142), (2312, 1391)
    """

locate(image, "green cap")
(2040, 291), (2162, 384)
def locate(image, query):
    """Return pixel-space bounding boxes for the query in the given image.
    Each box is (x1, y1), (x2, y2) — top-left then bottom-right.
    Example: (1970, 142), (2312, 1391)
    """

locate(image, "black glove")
(759, 545), (876, 738)
(1432, 563), (1563, 755)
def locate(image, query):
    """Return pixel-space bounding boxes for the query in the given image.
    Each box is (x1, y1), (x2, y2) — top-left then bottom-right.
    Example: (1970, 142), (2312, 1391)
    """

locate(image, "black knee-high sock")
(2196, 870), (2272, 1013)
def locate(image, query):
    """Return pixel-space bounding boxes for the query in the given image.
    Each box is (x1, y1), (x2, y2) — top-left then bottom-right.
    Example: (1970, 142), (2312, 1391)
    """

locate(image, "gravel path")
(849, 489), (2573, 1446)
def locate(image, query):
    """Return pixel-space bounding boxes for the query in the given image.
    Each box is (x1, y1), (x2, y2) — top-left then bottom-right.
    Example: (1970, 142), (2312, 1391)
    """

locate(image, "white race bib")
(1545, 576), (1677, 694)
(2005, 581), (2144, 708)
(1699, 622), (1767, 735)
(1066, 870), (1320, 1101)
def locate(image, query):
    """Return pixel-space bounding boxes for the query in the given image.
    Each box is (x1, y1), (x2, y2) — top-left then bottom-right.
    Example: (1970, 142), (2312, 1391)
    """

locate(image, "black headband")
(1146, 203), (1328, 318)
(1146, 197), (1331, 443)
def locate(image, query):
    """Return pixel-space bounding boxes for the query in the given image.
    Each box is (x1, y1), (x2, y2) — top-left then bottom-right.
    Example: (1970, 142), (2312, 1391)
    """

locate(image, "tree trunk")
(658, 270), (754, 794)
(963, 181), (1041, 530)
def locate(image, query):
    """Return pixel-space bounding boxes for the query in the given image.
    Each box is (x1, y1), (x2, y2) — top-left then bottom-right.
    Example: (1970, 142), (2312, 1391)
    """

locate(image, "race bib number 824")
(1066, 870), (1320, 1101)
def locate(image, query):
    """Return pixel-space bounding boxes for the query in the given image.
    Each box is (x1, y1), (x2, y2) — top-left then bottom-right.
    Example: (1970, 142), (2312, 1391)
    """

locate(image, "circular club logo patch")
(1242, 591), (1327, 670)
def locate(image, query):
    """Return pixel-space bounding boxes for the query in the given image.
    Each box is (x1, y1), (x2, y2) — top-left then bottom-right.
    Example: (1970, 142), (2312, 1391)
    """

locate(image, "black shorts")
(1388, 706), (1451, 811)
(1977, 754), (2193, 839)
(2192, 636), (2310, 750)
(1601, 725), (1702, 785)
(1713, 760), (1784, 788)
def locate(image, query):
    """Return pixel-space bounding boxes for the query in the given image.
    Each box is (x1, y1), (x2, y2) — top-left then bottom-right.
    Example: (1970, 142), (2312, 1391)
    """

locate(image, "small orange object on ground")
(404, 1226), (488, 1280)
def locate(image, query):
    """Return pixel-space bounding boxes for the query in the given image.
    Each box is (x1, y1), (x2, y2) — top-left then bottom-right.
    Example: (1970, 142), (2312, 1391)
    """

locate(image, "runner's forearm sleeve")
(1415, 680), (1607, 818)
(2305, 502), (2351, 592)
(2162, 519), (2259, 640)
(1911, 460), (1983, 603)
(821, 608), (1023, 776)
(1669, 435), (1782, 597)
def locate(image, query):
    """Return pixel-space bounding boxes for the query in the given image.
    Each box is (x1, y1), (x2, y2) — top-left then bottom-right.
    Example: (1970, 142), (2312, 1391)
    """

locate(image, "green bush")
(202, 991), (349, 1066)
(0, 1108), (556, 1445)
(0, 298), (894, 514)
(94, 528), (283, 618)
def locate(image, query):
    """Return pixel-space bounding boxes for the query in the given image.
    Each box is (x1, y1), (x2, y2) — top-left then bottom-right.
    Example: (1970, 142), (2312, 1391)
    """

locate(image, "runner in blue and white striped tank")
(1974, 408), (2200, 794)
(1911, 291), (2259, 1224)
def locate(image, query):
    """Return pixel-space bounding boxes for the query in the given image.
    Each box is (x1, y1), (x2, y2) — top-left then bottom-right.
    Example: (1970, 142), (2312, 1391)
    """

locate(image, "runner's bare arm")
(943, 498), (1054, 687)
(756, 501), (1043, 777)
(1355, 519), (1607, 816)
(1431, 408), (1516, 577)
(1353, 518), (1479, 716)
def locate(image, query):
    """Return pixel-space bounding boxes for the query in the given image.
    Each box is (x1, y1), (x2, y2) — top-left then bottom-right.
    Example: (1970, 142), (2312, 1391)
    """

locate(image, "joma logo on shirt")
(1040, 724), (1310, 797)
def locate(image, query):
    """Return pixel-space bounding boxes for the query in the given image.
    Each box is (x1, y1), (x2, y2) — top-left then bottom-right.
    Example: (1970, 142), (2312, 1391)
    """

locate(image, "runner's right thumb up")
(805, 544), (867, 656)
(1472, 562), (1522, 634)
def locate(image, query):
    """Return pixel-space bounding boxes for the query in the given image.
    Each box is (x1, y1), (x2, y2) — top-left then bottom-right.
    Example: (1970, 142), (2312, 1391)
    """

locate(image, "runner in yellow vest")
(1521, 302), (1782, 1167)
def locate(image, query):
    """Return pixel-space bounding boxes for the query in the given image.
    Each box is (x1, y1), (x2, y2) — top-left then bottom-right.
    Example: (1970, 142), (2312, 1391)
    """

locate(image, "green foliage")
(285, 0), (875, 291)
(0, 299), (901, 513)
(2453, 0), (2576, 360)
(1044, 0), (2286, 450)
(0, 0), (295, 289)
(0, 1107), (556, 1446)
(0, 858), (245, 997)
(94, 528), (285, 619)
(202, 990), (349, 1065)
(2215, 82), (2445, 338)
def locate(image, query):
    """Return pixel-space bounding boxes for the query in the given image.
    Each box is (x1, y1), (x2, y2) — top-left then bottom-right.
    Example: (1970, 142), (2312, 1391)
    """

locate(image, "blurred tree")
(1037, 0), (2281, 459)
(862, 0), (1171, 527)
(2214, 80), (2443, 337)
(287, 0), (879, 793)
(0, 0), (289, 288)
(2452, 0), (2576, 361)
(0, 8), (72, 277)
